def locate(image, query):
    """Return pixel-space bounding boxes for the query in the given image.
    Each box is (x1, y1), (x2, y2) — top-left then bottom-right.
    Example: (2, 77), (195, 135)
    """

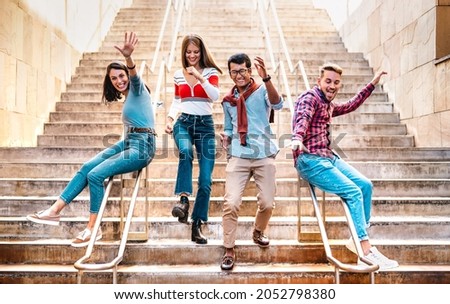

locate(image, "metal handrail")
(298, 176), (379, 283)
(150, 0), (189, 73)
(150, 0), (174, 73)
(261, 0), (311, 107)
(146, 0), (189, 106)
(255, 0), (294, 120)
(74, 170), (144, 283)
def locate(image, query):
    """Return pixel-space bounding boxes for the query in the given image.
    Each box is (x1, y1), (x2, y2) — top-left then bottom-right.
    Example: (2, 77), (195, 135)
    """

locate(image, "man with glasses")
(220, 53), (284, 270)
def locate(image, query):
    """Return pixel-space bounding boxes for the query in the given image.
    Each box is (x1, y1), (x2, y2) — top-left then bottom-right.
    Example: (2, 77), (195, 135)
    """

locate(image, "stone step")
(47, 111), (401, 124)
(1, 263), (449, 284)
(53, 99), (392, 114)
(1, 147), (448, 163)
(0, 240), (449, 265)
(76, 54), (366, 67)
(2, 195), (449, 218)
(36, 133), (413, 148)
(65, 72), (376, 88)
(1, 178), (448, 197)
(59, 91), (391, 105)
(40, 122), (407, 137)
(1, 216), (449, 241)
(1, 161), (448, 179)
(277, 123), (408, 136)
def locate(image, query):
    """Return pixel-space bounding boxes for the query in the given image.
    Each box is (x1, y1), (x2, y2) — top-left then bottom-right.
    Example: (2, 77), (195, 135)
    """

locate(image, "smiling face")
(229, 62), (251, 90)
(109, 68), (129, 93)
(317, 69), (342, 102)
(185, 42), (201, 68)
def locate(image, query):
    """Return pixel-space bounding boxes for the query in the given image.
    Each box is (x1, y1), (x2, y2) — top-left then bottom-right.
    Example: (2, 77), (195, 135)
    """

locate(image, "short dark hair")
(227, 53), (252, 71)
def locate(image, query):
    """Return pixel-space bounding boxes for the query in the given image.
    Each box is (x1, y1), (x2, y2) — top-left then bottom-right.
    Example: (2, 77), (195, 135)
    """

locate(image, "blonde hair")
(180, 34), (223, 74)
(319, 62), (343, 77)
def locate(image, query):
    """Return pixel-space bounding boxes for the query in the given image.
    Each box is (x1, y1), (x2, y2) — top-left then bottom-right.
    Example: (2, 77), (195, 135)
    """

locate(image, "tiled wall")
(335, 0), (450, 147)
(0, 0), (130, 147)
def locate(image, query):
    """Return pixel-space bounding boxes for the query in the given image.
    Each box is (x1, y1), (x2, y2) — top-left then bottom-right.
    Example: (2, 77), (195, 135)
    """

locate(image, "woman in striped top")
(165, 34), (222, 244)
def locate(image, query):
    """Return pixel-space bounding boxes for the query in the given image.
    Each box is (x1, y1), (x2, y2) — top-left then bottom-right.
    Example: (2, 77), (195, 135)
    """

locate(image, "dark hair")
(180, 34), (223, 74)
(102, 62), (129, 103)
(101, 61), (151, 104)
(227, 53), (252, 71)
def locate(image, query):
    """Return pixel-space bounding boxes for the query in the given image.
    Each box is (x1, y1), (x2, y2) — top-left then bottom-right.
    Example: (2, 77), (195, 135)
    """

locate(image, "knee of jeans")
(79, 162), (94, 175)
(87, 171), (104, 185)
(178, 147), (193, 160)
(360, 178), (373, 193)
(198, 175), (212, 187)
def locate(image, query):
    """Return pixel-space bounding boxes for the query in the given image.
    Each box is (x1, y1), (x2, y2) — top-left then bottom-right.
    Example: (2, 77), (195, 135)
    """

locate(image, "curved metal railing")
(74, 169), (145, 284)
(298, 177), (379, 283)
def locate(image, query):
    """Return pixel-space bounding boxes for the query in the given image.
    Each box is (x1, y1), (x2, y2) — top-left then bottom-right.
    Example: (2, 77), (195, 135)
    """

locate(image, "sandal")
(220, 254), (235, 271)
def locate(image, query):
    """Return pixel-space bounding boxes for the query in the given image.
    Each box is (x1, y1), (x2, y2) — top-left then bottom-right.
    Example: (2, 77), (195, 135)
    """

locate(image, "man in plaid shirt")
(291, 62), (398, 270)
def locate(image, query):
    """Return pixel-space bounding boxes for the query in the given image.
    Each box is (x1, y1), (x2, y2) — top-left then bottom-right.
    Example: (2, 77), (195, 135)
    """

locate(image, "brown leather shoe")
(252, 229), (270, 247)
(220, 254), (235, 270)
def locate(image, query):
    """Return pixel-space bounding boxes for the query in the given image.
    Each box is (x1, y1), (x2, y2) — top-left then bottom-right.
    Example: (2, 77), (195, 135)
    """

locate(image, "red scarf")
(222, 78), (261, 146)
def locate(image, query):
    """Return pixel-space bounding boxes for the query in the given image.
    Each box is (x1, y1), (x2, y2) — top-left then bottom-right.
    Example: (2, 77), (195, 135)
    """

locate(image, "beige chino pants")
(222, 156), (276, 248)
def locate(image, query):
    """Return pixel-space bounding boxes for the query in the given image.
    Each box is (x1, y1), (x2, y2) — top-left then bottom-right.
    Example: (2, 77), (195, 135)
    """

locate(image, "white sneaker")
(359, 247), (399, 270)
(71, 228), (103, 248)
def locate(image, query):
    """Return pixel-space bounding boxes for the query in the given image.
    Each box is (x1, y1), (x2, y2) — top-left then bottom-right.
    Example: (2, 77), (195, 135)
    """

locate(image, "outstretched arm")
(114, 32), (139, 77)
(371, 70), (387, 86)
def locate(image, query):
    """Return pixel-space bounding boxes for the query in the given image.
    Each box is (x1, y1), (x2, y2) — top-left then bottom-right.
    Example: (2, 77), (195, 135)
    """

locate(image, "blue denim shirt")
(222, 85), (284, 159)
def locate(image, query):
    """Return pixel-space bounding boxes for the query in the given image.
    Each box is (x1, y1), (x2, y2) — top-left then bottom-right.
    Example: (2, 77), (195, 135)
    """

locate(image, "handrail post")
(74, 170), (145, 283)
(296, 173), (378, 283)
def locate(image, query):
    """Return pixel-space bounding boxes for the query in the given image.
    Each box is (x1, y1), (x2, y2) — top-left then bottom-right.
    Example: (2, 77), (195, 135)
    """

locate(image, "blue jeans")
(173, 113), (216, 222)
(60, 132), (156, 213)
(295, 153), (373, 240)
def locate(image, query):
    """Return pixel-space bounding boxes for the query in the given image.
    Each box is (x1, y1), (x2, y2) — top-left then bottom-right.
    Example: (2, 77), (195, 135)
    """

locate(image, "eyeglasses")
(229, 68), (249, 77)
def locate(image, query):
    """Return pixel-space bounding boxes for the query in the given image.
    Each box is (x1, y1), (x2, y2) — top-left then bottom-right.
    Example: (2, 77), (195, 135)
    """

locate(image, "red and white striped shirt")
(168, 67), (220, 118)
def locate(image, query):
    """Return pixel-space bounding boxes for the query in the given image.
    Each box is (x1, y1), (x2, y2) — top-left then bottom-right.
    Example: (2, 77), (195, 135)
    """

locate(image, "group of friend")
(26, 32), (399, 271)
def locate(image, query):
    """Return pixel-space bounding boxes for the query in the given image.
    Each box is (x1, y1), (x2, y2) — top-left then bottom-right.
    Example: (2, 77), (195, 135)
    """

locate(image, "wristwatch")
(262, 75), (271, 82)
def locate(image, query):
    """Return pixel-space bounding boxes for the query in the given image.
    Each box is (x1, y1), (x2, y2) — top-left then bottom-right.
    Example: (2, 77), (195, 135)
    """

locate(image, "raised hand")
(370, 70), (387, 86)
(253, 56), (268, 79)
(114, 32), (138, 58)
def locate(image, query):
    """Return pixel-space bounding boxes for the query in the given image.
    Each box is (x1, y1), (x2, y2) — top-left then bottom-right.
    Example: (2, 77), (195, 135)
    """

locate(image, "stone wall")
(0, 0), (130, 147)
(333, 0), (450, 147)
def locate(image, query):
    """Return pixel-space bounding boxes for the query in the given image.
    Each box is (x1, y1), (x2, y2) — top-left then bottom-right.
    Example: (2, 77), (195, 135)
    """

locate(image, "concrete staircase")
(0, 0), (449, 284)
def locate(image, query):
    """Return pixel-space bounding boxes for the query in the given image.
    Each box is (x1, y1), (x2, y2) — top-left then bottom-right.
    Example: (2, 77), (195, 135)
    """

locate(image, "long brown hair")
(102, 61), (151, 103)
(180, 34), (223, 74)
(102, 62), (129, 103)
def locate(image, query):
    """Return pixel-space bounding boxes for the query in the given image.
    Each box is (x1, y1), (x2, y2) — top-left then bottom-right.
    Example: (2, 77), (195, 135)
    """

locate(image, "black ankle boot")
(191, 219), (207, 244)
(172, 196), (189, 224)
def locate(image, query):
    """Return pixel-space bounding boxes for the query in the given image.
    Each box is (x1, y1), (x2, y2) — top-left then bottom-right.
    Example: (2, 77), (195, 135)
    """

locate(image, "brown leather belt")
(128, 127), (157, 136)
